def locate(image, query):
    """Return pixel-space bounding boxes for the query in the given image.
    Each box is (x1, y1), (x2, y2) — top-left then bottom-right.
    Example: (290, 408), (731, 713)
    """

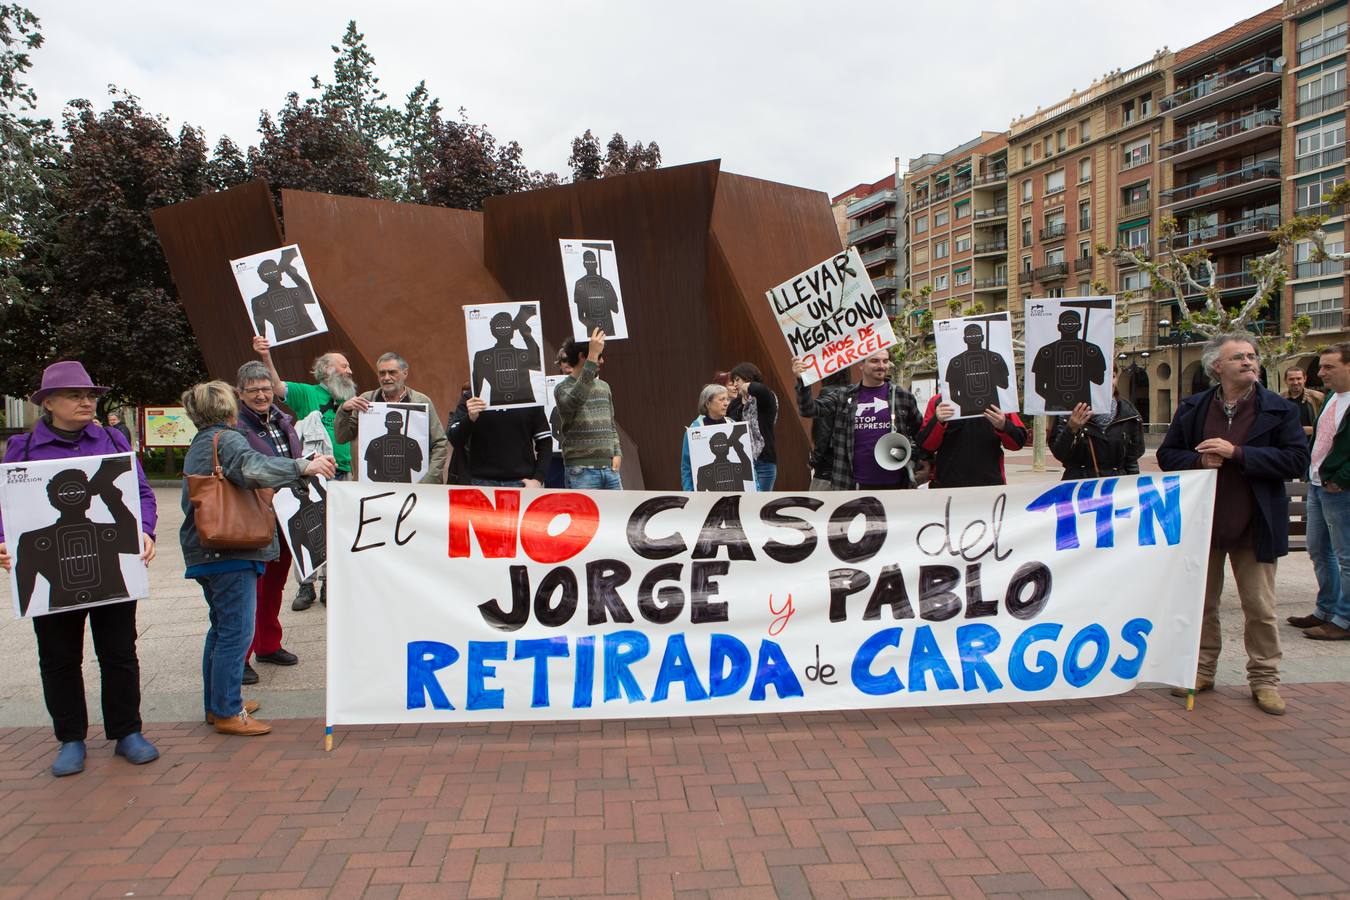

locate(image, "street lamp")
(1157, 317), (1183, 419)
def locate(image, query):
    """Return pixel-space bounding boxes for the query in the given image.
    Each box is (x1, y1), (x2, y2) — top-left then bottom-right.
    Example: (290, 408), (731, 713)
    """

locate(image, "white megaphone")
(874, 431), (912, 471)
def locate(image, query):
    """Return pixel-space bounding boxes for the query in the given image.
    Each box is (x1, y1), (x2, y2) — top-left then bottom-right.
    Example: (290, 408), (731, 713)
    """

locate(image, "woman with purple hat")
(0, 361), (160, 777)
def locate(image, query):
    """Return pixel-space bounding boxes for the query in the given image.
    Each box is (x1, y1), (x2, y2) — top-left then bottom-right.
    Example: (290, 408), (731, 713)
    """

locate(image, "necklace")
(1221, 385), (1254, 426)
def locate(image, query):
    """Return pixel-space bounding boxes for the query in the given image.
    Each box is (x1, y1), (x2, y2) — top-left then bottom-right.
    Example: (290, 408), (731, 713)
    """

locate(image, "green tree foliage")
(570, 129), (662, 182)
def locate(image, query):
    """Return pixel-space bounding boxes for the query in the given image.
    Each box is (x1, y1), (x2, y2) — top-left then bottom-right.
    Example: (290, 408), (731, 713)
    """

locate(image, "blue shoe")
(114, 732), (160, 765)
(52, 741), (86, 777)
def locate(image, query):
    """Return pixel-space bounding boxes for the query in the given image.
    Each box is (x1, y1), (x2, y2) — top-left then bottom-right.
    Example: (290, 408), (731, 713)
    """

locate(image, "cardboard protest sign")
(230, 244), (328, 347)
(357, 403), (429, 483)
(326, 471), (1214, 726)
(1024, 297), (1115, 416)
(1, 453), (148, 618)
(766, 248), (896, 386)
(544, 375), (567, 446)
(464, 302), (545, 410)
(560, 239), (629, 340)
(272, 475), (327, 584)
(686, 421), (757, 492)
(934, 311), (1018, 419)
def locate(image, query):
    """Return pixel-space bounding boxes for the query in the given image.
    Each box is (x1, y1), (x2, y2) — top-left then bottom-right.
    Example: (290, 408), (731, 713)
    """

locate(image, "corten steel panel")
(483, 161), (727, 490)
(151, 179), (372, 393)
(281, 189), (509, 416)
(707, 172), (845, 491)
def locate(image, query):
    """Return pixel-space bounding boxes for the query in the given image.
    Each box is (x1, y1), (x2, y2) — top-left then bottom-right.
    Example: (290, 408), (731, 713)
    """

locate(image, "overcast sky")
(24, 0), (1277, 197)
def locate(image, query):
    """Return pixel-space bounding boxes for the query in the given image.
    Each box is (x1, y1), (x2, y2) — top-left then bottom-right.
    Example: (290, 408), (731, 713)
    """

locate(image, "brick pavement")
(2, 683), (1348, 898)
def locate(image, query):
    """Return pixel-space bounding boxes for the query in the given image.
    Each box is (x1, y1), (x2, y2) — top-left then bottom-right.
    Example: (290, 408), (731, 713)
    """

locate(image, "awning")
(1118, 217), (1151, 231)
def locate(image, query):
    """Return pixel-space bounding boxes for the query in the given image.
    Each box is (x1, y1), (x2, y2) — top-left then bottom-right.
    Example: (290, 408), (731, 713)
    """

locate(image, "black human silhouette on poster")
(15, 457), (139, 617)
(249, 248), (319, 342)
(471, 304), (541, 406)
(365, 409), (424, 483)
(944, 322), (1010, 417)
(695, 425), (755, 492)
(573, 247), (620, 336)
(1031, 310), (1108, 412)
(285, 477), (327, 578)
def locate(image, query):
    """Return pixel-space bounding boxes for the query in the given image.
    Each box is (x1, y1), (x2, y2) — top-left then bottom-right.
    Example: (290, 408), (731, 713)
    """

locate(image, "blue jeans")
(471, 478), (526, 487)
(754, 461), (777, 492)
(195, 569), (258, 719)
(1307, 484), (1350, 629)
(565, 465), (622, 490)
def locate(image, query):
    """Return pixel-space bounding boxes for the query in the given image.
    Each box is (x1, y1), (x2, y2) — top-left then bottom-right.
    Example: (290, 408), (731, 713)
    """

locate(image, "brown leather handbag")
(187, 432), (277, 549)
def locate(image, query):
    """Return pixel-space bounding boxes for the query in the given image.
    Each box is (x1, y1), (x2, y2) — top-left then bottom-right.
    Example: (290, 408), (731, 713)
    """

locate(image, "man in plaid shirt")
(793, 351), (922, 490)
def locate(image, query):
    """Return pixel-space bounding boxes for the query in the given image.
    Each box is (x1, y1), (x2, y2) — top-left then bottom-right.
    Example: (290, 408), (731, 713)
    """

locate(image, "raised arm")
(252, 335), (287, 399)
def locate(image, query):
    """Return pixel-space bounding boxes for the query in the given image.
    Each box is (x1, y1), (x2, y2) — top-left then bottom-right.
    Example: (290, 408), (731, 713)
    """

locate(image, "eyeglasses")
(241, 386), (273, 395)
(1225, 353), (1260, 363)
(56, 391), (101, 403)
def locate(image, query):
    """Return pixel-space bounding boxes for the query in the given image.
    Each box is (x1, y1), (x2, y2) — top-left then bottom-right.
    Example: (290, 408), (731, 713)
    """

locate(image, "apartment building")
(832, 167), (905, 314)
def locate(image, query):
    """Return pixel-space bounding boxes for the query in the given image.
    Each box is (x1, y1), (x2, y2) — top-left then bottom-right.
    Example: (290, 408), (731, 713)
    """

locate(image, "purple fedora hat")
(30, 361), (110, 406)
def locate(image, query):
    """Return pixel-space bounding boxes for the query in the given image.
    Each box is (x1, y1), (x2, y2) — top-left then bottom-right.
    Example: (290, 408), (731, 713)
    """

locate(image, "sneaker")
(242, 663), (259, 685)
(51, 741), (86, 777)
(292, 583), (315, 611)
(114, 733), (160, 765)
(206, 700), (260, 725)
(1305, 622), (1350, 641)
(213, 711), (272, 736)
(1252, 687), (1286, 716)
(1287, 613), (1325, 629)
(1170, 677), (1215, 697)
(255, 648), (298, 666)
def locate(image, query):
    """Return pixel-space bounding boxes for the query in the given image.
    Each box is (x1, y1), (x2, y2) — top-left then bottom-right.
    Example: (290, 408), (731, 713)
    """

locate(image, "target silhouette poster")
(0, 453), (149, 618)
(544, 375), (566, 446)
(230, 244), (329, 347)
(934, 312), (1019, 420)
(560, 239), (629, 340)
(1024, 297), (1114, 416)
(272, 474), (328, 583)
(356, 403), (429, 483)
(686, 421), (757, 492)
(464, 302), (545, 410)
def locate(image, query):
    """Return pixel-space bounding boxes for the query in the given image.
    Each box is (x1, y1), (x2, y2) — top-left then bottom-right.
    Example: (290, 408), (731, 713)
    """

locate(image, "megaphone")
(874, 432), (912, 471)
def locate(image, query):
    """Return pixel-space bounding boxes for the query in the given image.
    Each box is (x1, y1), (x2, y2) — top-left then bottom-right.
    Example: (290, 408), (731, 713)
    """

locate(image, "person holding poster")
(917, 394), (1028, 488)
(0, 361), (159, 776)
(555, 329), (623, 489)
(680, 383), (732, 490)
(792, 350), (922, 490)
(1048, 363), (1144, 480)
(446, 395), (552, 488)
(333, 352), (447, 485)
(1158, 333), (1308, 715)
(252, 336), (354, 478)
(727, 362), (779, 491)
(179, 382), (336, 736)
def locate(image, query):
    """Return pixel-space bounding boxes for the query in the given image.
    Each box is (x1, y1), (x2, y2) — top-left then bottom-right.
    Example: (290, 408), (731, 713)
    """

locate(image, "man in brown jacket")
(1283, 365), (1325, 443)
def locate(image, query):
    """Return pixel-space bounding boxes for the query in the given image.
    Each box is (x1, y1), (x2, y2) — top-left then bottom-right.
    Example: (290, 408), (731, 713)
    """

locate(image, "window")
(1120, 313), (1144, 343)
(1078, 199), (1091, 231)
(1021, 179), (1033, 202)
(1122, 99), (1136, 124)
(1121, 181), (1150, 205)
(1045, 169), (1066, 194)
(1121, 223), (1150, 248)
(1057, 129), (1067, 153)
(1295, 228), (1345, 278)
(1121, 137), (1151, 168)
(935, 273), (949, 290)
(1297, 6), (1348, 65)
(1078, 240), (1092, 259)
(954, 234), (972, 253)
(1021, 218), (1032, 245)
(955, 200), (971, 219)
(1045, 287), (1064, 298)
(1139, 93), (1153, 118)
(1296, 116), (1346, 173)
(1045, 210), (1065, 231)
(1296, 171), (1346, 212)
(913, 246), (929, 265)
(1022, 145), (1032, 166)
(1044, 136), (1054, 157)
(1080, 119), (1091, 142)
(1077, 280), (1092, 297)
(1078, 157), (1092, 183)
(1121, 270), (1152, 292)
(1045, 247), (1065, 266)
(1022, 255), (1033, 273)
(935, 239), (949, 259)
(1298, 65), (1347, 118)
(1295, 280), (1345, 332)
(935, 208), (950, 227)
(955, 269), (972, 286)
(913, 214), (928, 234)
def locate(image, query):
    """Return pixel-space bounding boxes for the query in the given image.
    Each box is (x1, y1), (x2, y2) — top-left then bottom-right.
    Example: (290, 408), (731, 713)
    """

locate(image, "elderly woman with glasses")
(0, 361), (158, 777)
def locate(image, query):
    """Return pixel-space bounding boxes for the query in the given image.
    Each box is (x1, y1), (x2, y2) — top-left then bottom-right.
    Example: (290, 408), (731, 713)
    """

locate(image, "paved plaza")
(1, 452), (1349, 897)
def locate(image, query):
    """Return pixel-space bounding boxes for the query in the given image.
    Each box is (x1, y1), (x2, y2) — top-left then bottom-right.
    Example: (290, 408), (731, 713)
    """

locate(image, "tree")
(310, 21), (400, 197)
(0, 4), (56, 287)
(568, 129), (603, 182)
(569, 130), (662, 181)
(887, 286), (991, 388)
(247, 91), (381, 212)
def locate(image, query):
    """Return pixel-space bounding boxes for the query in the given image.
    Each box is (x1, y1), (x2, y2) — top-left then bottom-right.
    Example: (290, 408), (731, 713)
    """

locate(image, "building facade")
(832, 163), (905, 315)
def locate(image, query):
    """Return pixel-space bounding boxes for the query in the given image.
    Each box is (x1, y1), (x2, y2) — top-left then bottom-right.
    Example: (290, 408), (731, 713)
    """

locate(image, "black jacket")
(1157, 384), (1307, 563)
(1049, 397), (1144, 480)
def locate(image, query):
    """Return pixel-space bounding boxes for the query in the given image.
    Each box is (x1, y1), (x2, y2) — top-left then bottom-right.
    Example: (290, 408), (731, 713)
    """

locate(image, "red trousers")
(248, 544), (292, 659)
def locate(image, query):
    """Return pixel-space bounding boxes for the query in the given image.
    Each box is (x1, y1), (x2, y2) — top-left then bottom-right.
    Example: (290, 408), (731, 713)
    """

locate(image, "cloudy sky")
(24, 0), (1276, 197)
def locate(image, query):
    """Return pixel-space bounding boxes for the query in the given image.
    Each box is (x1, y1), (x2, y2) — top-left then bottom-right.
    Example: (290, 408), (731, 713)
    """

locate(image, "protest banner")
(464, 301), (545, 409)
(230, 244), (328, 347)
(766, 248), (897, 386)
(934, 311), (1019, 419)
(326, 473), (1213, 727)
(356, 402), (429, 483)
(687, 421), (757, 492)
(1, 453), (148, 618)
(560, 239), (629, 341)
(1025, 296), (1115, 416)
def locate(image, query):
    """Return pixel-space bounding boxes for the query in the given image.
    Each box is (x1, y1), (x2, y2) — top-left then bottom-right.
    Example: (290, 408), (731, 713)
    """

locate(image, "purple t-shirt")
(852, 384), (900, 487)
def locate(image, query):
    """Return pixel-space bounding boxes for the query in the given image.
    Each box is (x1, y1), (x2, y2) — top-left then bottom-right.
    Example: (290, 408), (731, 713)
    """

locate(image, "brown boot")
(1170, 677), (1215, 697)
(1252, 687), (1286, 716)
(1287, 613), (1325, 629)
(1305, 623), (1350, 641)
(205, 700), (260, 725)
(213, 711), (272, 736)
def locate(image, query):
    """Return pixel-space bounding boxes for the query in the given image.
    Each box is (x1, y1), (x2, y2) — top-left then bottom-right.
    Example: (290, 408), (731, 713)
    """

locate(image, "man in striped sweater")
(555, 329), (623, 490)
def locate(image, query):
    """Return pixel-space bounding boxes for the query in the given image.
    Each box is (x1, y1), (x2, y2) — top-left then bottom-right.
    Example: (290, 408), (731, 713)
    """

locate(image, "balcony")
(1159, 160), (1281, 211)
(846, 188), (897, 219)
(952, 177), (973, 194)
(872, 275), (899, 293)
(1039, 222), (1068, 241)
(861, 244), (897, 268)
(911, 194), (930, 210)
(1297, 24), (1348, 67)
(1180, 270), (1258, 298)
(847, 216), (898, 244)
(1297, 144), (1346, 174)
(1296, 89), (1346, 121)
(974, 169), (1008, 188)
(1161, 57), (1282, 118)
(974, 275), (1009, 291)
(1160, 109), (1281, 164)
(974, 204), (1008, 221)
(1294, 257), (1345, 280)
(1032, 262), (1069, 282)
(1167, 213), (1280, 251)
(1117, 199), (1152, 220)
(1045, 183), (1066, 197)
(973, 239), (1008, 256)
(1074, 256), (1095, 272)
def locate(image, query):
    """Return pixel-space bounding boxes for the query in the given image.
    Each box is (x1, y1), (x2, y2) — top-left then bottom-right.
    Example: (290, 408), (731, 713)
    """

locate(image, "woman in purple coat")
(0, 362), (159, 777)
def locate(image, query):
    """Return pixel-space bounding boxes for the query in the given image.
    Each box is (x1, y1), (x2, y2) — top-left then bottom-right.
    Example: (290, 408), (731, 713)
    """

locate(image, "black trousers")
(31, 601), (143, 742)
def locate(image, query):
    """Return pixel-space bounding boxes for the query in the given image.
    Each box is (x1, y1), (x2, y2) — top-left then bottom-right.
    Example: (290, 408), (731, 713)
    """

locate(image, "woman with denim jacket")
(179, 382), (335, 736)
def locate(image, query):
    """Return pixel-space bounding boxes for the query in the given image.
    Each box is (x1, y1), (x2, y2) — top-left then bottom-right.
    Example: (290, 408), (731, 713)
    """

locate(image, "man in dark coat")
(1157, 333), (1308, 715)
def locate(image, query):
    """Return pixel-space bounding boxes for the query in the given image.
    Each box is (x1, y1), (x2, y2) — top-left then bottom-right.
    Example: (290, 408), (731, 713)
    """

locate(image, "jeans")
(471, 478), (526, 487)
(1307, 484), (1350, 629)
(195, 569), (259, 719)
(753, 461), (777, 492)
(32, 601), (142, 742)
(565, 465), (622, 490)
